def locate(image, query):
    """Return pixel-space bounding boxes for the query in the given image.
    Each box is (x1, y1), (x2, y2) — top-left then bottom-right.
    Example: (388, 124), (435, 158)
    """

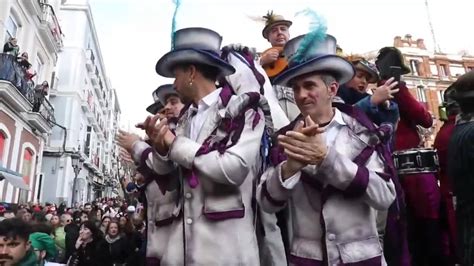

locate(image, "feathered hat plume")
(292, 8), (327, 64)
(171, 0), (182, 49)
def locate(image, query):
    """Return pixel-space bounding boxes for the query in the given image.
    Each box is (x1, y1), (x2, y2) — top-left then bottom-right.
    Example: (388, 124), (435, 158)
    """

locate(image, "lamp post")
(70, 152), (84, 207)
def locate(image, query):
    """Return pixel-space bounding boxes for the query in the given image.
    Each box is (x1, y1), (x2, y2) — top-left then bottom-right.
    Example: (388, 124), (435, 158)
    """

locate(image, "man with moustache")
(0, 218), (37, 265)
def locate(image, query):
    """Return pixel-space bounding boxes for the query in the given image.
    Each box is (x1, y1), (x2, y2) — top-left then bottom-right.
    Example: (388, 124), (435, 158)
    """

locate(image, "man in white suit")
(257, 33), (397, 265)
(132, 27), (268, 265)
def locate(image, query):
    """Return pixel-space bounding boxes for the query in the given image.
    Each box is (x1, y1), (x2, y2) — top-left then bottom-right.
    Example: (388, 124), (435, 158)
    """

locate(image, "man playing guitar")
(259, 11), (300, 121)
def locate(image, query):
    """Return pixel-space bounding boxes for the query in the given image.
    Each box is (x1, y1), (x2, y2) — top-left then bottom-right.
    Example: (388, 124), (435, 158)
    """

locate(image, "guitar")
(261, 47), (288, 78)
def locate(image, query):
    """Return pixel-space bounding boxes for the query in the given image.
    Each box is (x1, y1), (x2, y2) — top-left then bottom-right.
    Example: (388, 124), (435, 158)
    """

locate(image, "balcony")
(38, 2), (63, 54)
(0, 54), (55, 133)
(85, 50), (95, 72)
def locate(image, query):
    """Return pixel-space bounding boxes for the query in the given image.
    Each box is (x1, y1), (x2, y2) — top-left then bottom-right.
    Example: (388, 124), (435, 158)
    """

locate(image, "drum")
(393, 148), (439, 175)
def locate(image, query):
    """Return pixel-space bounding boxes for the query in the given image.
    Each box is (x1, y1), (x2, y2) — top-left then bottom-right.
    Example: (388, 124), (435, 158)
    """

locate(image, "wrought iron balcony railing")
(0, 53), (56, 125)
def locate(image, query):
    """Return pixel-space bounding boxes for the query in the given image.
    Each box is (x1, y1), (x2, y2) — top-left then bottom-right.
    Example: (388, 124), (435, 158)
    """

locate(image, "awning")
(0, 165), (30, 190)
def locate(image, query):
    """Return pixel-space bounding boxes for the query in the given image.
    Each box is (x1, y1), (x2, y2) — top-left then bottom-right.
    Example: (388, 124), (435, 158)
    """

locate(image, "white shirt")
(189, 88), (222, 141)
(280, 108), (346, 188)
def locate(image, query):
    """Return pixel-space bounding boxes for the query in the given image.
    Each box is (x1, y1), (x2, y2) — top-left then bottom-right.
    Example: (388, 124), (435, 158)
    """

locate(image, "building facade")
(0, 0), (62, 203)
(42, 0), (121, 205)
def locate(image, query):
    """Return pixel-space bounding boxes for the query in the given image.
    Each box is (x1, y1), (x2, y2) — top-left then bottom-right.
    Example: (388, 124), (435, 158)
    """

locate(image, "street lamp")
(70, 152), (84, 207)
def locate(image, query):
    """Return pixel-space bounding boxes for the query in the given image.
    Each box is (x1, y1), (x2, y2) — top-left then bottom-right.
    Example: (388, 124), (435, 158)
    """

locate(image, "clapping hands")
(279, 116), (327, 179)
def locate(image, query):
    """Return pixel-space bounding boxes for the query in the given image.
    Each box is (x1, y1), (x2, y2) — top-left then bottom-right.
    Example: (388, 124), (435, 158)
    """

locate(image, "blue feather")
(171, 0), (181, 49)
(292, 8), (327, 63)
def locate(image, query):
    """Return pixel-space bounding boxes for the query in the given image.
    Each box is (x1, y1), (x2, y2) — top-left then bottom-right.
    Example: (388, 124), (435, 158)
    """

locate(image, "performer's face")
(173, 66), (194, 101)
(290, 74), (338, 119)
(346, 69), (370, 93)
(163, 95), (184, 119)
(268, 25), (289, 47)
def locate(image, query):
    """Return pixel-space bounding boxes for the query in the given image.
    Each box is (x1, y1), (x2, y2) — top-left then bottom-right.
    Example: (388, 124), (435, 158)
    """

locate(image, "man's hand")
(149, 118), (175, 155)
(279, 116), (326, 175)
(371, 77), (399, 106)
(116, 130), (141, 154)
(136, 114), (161, 136)
(279, 116), (325, 179)
(260, 48), (280, 66)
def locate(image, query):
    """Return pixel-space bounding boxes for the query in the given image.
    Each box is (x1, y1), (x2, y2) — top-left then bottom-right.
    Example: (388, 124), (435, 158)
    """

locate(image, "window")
(18, 149), (34, 203)
(416, 86), (427, 102)
(468, 67), (473, 72)
(0, 132), (5, 163)
(439, 64), (449, 77)
(4, 16), (18, 42)
(410, 60), (420, 76)
(85, 126), (92, 156)
(437, 90), (444, 104)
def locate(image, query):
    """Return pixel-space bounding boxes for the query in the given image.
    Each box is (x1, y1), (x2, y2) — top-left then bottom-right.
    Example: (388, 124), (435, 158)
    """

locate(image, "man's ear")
(26, 240), (31, 250)
(329, 81), (340, 97)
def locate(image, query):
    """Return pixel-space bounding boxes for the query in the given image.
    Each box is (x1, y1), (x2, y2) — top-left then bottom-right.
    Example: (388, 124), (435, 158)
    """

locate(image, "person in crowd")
(258, 10), (299, 121)
(257, 32), (396, 264)
(51, 214), (67, 263)
(337, 55), (399, 127)
(98, 216), (111, 235)
(83, 203), (92, 214)
(64, 211), (82, 263)
(0, 218), (37, 265)
(29, 232), (57, 265)
(68, 221), (102, 266)
(434, 84), (460, 264)
(97, 221), (131, 266)
(3, 37), (19, 57)
(32, 81), (49, 112)
(376, 46), (445, 265)
(448, 71), (474, 266)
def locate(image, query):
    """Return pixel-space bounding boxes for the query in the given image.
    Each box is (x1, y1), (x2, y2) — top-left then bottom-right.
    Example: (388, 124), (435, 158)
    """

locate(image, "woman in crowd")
(68, 220), (103, 265)
(97, 221), (131, 265)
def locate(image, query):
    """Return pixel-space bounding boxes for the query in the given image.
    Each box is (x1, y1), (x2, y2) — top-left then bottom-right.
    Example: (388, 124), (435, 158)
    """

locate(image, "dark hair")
(31, 222), (54, 235)
(175, 63), (220, 82)
(32, 212), (46, 223)
(0, 218), (31, 241)
(84, 203), (92, 207)
(80, 221), (101, 241)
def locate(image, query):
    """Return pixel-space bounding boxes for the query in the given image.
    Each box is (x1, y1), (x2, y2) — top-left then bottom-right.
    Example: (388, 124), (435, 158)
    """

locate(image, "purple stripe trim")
(203, 206), (245, 221)
(155, 216), (175, 227)
(261, 181), (286, 207)
(345, 255), (382, 266)
(140, 147), (153, 165)
(289, 254), (323, 266)
(219, 85), (233, 106)
(345, 166), (370, 197)
(353, 146), (375, 165)
(136, 164), (156, 182)
(146, 257), (160, 266)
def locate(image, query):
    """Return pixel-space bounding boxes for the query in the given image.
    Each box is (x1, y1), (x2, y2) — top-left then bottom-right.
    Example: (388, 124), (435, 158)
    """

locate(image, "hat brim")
(262, 20), (293, 38)
(146, 102), (163, 115)
(157, 87), (179, 106)
(273, 55), (355, 87)
(354, 63), (379, 83)
(155, 48), (235, 78)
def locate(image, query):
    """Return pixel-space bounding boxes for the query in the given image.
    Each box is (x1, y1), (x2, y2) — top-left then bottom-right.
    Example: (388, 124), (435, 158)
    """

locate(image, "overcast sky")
(88, 0), (473, 130)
